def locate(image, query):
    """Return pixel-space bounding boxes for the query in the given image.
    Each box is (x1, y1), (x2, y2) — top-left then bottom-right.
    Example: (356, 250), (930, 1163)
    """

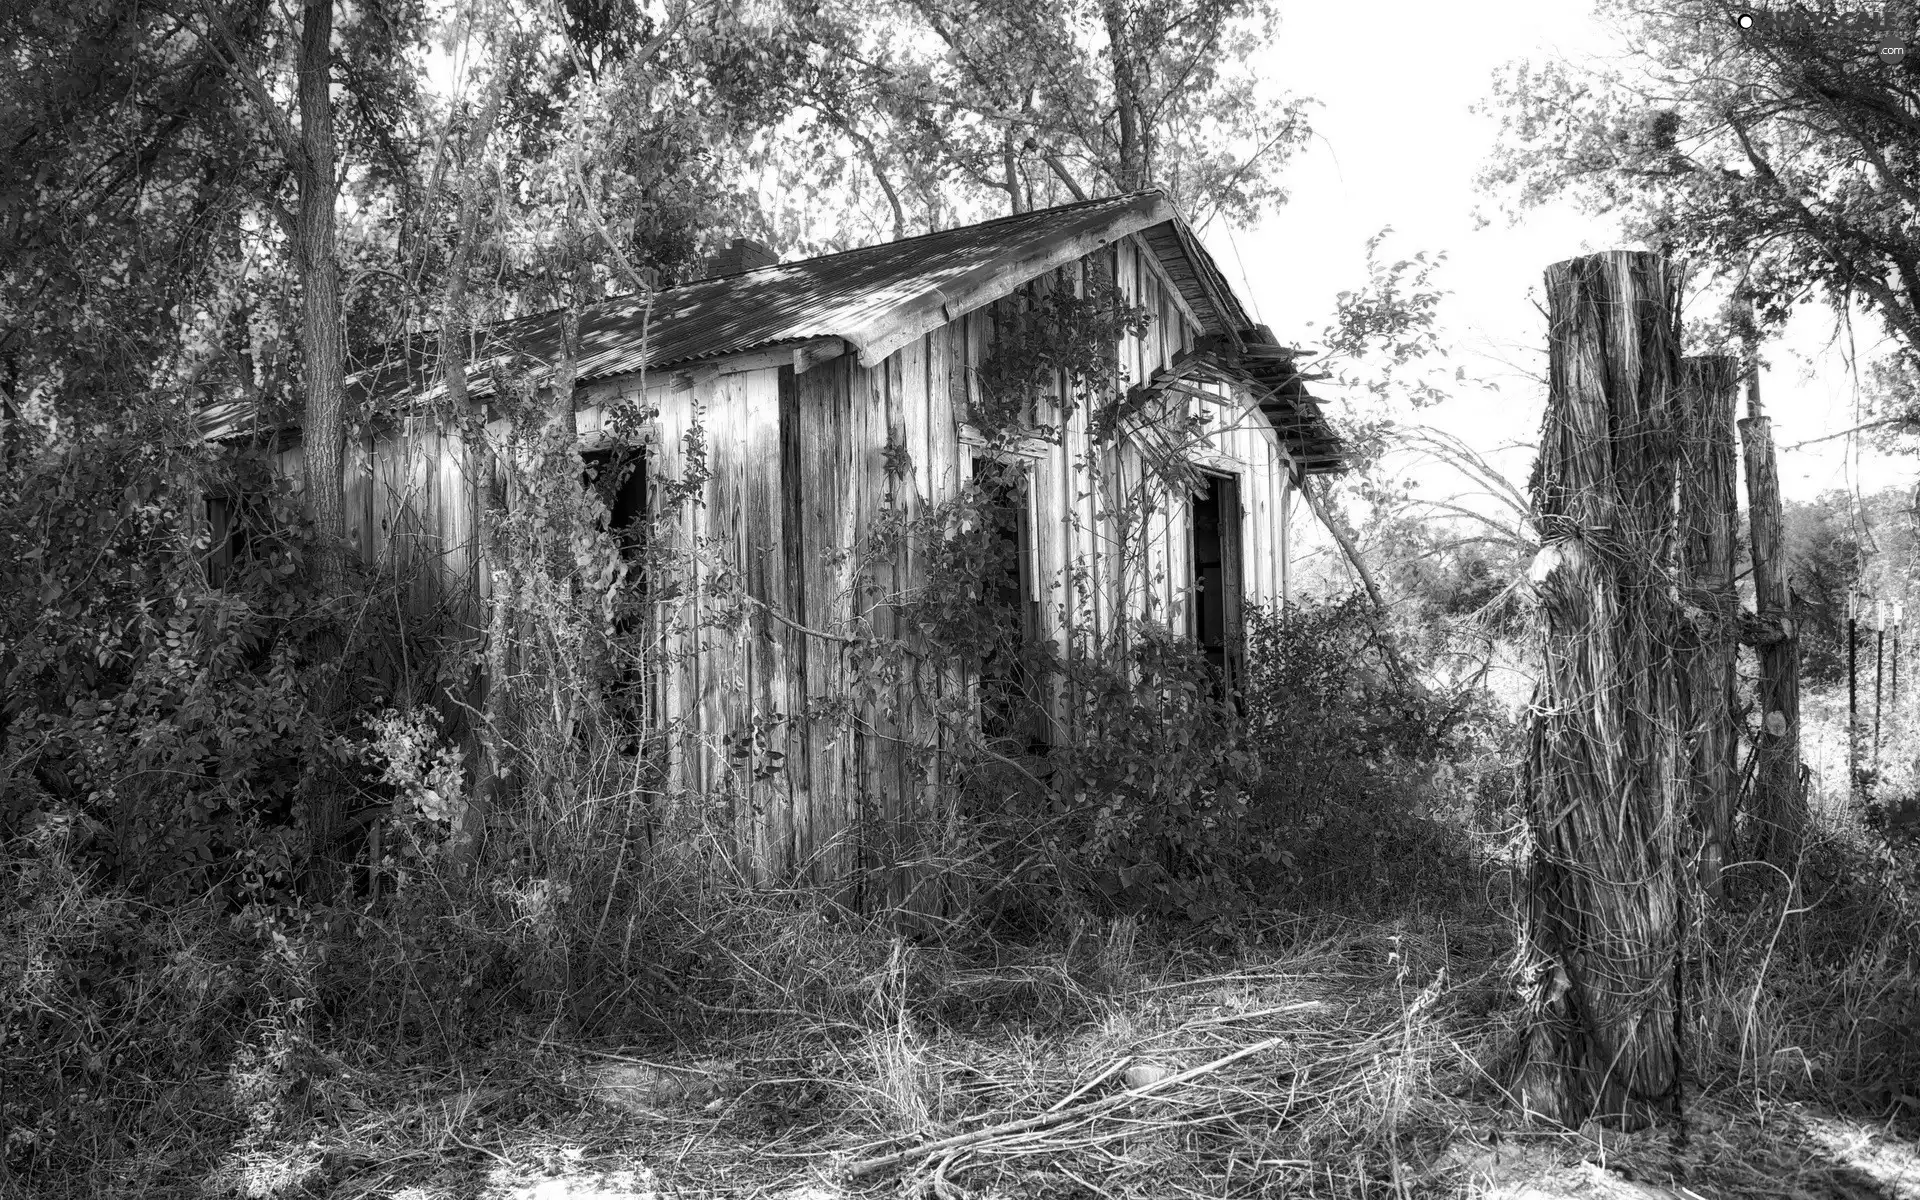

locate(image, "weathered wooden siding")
(638, 235), (1298, 883)
(264, 237), (1296, 886)
(263, 424), (477, 623)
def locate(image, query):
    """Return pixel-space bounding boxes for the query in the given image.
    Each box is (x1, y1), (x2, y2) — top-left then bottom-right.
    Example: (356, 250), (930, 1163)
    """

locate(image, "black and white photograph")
(6, 1), (1920, 1196)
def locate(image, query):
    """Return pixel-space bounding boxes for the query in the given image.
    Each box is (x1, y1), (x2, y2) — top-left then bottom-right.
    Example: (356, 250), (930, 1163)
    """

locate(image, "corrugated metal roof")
(345, 190), (1178, 410)
(202, 188), (1342, 470)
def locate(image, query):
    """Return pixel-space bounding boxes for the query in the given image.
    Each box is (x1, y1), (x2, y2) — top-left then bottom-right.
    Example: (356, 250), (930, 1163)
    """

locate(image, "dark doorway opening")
(973, 457), (1047, 751)
(581, 445), (649, 565)
(1190, 472), (1244, 695)
(204, 488), (272, 590)
(581, 444), (654, 754)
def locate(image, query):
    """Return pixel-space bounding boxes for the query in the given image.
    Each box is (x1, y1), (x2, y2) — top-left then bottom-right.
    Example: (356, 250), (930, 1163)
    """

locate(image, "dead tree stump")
(1520, 251), (1685, 1128)
(1678, 355), (1741, 899)
(1740, 395), (1805, 871)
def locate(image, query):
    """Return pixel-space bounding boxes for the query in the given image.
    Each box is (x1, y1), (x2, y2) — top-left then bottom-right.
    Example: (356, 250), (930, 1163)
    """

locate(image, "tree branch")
(1300, 477), (1386, 612)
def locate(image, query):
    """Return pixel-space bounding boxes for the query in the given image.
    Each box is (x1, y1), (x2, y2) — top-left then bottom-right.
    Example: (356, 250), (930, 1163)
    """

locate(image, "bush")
(1045, 622), (1264, 922)
(0, 427), (472, 907)
(0, 816), (251, 1187)
(1240, 593), (1513, 909)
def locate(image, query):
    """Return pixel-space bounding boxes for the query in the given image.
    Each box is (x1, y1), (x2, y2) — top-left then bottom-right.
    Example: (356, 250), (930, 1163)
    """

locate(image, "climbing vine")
(863, 262), (1277, 922)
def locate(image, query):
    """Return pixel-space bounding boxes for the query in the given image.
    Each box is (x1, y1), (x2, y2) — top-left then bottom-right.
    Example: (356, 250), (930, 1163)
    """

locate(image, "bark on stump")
(1520, 252), (1685, 1128)
(1740, 403), (1805, 869)
(1677, 356), (1741, 900)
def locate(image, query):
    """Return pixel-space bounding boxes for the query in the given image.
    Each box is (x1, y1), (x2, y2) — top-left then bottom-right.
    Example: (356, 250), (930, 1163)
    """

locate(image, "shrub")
(0, 816), (251, 1188)
(1240, 593), (1511, 908)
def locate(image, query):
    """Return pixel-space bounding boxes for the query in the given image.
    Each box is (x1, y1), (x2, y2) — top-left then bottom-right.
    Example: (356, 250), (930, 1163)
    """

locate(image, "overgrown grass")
(10, 788), (1920, 1200)
(8, 578), (1920, 1198)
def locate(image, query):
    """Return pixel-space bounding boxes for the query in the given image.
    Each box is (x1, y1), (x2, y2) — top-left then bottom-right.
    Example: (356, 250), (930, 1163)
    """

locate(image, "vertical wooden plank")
(1122, 241), (1138, 388)
(963, 309), (986, 425)
(896, 336), (940, 915)
(1246, 432), (1270, 609)
(777, 365), (811, 879)
(847, 359), (881, 893)
(1246, 423), (1266, 610)
(648, 382), (687, 796)
(829, 360), (862, 879)
(1152, 458), (1173, 627)
(1169, 458), (1186, 631)
(1125, 241), (1145, 392)
(673, 378), (712, 800)
(794, 356), (855, 883)
(926, 329), (959, 506)
(353, 432), (374, 572)
(1280, 464), (1292, 612)
(370, 431), (404, 579)
(1266, 438), (1286, 609)
(1032, 424), (1065, 647)
(708, 373), (753, 872)
(1158, 282), (1174, 377)
(901, 334), (931, 507)
(879, 348), (913, 906)
(924, 325), (963, 857)
(1112, 438), (1137, 625)
(1132, 442), (1154, 625)
(405, 423), (430, 614)
(416, 425), (441, 619)
(1080, 394), (1107, 647)
(740, 368), (792, 880)
(1236, 412), (1263, 609)
(867, 355), (904, 898)
(437, 429), (475, 629)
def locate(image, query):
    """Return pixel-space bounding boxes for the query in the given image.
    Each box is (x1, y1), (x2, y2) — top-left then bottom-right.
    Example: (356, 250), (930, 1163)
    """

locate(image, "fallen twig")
(1181, 1000), (1324, 1029)
(842, 1035), (1286, 1180)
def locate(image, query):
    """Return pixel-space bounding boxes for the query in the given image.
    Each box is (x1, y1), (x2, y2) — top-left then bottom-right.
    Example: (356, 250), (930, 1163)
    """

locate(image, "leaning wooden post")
(1738, 356), (1805, 870)
(1849, 594), (1861, 806)
(1875, 601), (1887, 768)
(1677, 355), (1741, 900)
(1896, 605), (1904, 713)
(1519, 251), (1685, 1127)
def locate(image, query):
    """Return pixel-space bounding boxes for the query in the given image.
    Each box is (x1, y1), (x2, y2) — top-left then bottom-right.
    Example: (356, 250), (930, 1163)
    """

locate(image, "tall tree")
(0, 0), (260, 421)
(789, 0), (1311, 235)
(205, 0), (424, 596)
(1481, 0), (1920, 371)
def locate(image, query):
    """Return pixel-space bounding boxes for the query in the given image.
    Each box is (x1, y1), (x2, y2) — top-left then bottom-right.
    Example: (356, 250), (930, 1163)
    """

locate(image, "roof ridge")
(431, 189), (1170, 347)
(686, 188), (1168, 288)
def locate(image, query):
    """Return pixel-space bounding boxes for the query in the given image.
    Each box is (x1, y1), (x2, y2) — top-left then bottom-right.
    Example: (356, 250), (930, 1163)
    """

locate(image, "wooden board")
(737, 367), (791, 880)
(794, 355), (858, 883)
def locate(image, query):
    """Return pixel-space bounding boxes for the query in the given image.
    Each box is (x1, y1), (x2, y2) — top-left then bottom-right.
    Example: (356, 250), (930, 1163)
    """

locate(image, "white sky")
(1211, 0), (1914, 509)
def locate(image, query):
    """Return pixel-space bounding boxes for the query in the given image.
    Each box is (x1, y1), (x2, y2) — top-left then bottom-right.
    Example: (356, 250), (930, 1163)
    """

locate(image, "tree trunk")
(1740, 379), (1805, 870)
(1519, 251), (1685, 1129)
(293, 0), (347, 596)
(1300, 476), (1385, 612)
(288, 0), (349, 886)
(1677, 355), (1741, 900)
(1103, 0), (1143, 190)
(1002, 129), (1026, 215)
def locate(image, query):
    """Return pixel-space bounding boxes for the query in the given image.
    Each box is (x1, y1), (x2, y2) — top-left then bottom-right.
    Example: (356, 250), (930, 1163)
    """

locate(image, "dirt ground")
(174, 910), (1920, 1200)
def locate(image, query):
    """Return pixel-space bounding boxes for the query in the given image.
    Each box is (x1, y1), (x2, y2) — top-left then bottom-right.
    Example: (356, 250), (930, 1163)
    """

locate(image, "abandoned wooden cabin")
(201, 189), (1344, 882)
